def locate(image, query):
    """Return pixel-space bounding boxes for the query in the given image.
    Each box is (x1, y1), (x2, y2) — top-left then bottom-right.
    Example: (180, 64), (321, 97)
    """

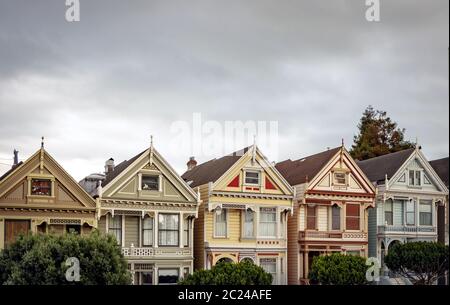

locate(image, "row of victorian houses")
(0, 138), (448, 285)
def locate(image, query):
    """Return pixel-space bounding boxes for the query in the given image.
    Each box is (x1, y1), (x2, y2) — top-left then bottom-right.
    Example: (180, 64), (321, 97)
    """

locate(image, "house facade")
(429, 157), (449, 246)
(276, 145), (376, 285)
(0, 142), (97, 250)
(181, 146), (294, 285)
(357, 147), (448, 269)
(84, 143), (200, 285)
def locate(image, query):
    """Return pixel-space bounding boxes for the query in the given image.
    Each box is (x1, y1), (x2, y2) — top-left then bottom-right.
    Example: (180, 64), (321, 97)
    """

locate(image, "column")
(180, 213), (184, 248)
(154, 212), (159, 248)
(276, 208), (281, 239)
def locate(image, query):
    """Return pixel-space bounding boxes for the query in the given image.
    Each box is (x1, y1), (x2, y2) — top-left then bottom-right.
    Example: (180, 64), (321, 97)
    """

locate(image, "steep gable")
(0, 148), (96, 209)
(101, 147), (198, 203)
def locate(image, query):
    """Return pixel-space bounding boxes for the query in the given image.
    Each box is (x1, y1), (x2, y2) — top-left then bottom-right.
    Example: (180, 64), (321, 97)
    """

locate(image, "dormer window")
(142, 175), (159, 191)
(245, 171), (260, 185)
(31, 179), (52, 196)
(408, 170), (421, 187)
(333, 172), (346, 185)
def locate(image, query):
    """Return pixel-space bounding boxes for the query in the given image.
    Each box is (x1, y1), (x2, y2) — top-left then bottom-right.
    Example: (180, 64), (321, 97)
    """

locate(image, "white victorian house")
(357, 146), (448, 268)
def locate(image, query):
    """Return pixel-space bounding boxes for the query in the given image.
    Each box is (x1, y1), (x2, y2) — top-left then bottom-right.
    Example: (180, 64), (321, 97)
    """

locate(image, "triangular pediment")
(102, 149), (198, 203)
(0, 149), (96, 209)
(213, 147), (293, 196)
(308, 148), (375, 195)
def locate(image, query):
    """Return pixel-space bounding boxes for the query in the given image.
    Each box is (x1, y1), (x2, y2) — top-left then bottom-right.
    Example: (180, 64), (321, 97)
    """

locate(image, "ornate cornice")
(211, 191), (293, 201)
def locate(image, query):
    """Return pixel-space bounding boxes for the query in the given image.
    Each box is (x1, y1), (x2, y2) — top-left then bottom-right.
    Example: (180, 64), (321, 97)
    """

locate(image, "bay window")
(215, 210), (227, 237)
(419, 200), (432, 226)
(142, 216), (153, 247)
(243, 209), (254, 238)
(345, 204), (360, 230)
(384, 200), (393, 225)
(158, 214), (179, 246)
(331, 205), (341, 230)
(259, 207), (276, 237)
(406, 200), (415, 225)
(108, 215), (122, 245)
(306, 206), (317, 230)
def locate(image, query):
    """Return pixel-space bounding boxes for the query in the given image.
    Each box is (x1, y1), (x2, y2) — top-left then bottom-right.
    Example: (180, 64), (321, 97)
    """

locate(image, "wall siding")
(287, 203), (299, 284)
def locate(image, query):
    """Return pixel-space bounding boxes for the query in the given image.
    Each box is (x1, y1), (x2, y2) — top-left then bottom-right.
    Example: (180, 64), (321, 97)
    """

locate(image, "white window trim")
(241, 209), (256, 239)
(332, 171), (347, 186)
(408, 169), (423, 188)
(243, 170), (261, 186)
(258, 257), (278, 285)
(258, 207), (277, 238)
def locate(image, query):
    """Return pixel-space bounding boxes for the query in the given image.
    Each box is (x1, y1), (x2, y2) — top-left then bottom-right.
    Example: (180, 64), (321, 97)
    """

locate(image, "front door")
(5, 219), (30, 247)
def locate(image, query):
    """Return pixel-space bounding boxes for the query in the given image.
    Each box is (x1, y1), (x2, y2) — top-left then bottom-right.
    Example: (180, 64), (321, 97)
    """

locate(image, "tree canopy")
(179, 260), (272, 285)
(0, 231), (132, 285)
(384, 241), (449, 285)
(350, 105), (414, 160)
(308, 253), (368, 285)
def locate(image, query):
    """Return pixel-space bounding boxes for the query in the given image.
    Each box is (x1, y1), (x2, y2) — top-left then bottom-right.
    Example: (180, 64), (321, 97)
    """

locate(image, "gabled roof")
(430, 157), (449, 187)
(356, 148), (415, 184)
(181, 147), (251, 188)
(0, 162), (23, 182)
(275, 147), (341, 185)
(101, 150), (146, 187)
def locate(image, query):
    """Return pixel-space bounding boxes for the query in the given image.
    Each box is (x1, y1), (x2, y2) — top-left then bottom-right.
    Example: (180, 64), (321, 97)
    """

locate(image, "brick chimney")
(104, 158), (115, 174)
(186, 156), (197, 171)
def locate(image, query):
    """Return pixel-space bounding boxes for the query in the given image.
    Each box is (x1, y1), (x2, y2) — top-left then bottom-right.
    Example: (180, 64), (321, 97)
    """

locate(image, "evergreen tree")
(350, 105), (414, 160)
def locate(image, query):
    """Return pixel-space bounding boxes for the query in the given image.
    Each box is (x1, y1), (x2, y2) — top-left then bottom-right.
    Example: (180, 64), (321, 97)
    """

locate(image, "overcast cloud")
(0, 0), (448, 181)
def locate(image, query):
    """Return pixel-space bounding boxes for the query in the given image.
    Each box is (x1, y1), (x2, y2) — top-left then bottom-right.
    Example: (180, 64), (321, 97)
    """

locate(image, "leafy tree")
(384, 241), (449, 285)
(350, 105), (414, 160)
(179, 260), (272, 285)
(0, 230), (132, 285)
(308, 253), (368, 285)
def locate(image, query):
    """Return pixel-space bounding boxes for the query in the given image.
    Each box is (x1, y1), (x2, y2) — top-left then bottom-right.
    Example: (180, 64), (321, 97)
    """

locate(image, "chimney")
(13, 149), (19, 167)
(186, 156), (197, 171)
(105, 158), (115, 174)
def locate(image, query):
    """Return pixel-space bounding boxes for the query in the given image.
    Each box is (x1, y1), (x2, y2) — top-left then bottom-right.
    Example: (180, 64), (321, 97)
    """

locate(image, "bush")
(0, 230), (132, 285)
(384, 241), (449, 285)
(179, 260), (272, 285)
(308, 253), (368, 285)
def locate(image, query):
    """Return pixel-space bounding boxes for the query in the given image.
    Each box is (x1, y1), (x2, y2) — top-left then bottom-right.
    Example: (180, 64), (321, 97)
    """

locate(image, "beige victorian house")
(0, 141), (97, 250)
(83, 142), (200, 285)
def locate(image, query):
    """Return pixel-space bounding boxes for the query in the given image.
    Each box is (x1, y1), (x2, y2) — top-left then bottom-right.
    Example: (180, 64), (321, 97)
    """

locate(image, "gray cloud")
(0, 0), (448, 180)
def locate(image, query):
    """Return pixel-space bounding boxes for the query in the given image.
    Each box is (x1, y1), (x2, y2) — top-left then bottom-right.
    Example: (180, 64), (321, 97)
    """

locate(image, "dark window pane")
(31, 179), (51, 196)
(142, 176), (159, 190)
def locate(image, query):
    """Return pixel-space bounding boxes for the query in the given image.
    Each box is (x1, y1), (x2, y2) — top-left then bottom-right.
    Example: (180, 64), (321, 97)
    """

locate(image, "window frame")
(384, 200), (393, 226)
(242, 209), (255, 238)
(406, 200), (415, 225)
(258, 207), (277, 237)
(157, 268), (179, 285)
(108, 214), (123, 246)
(214, 209), (228, 238)
(141, 175), (160, 191)
(333, 171), (347, 186)
(306, 205), (317, 230)
(408, 170), (422, 187)
(259, 258), (277, 284)
(244, 171), (260, 186)
(183, 218), (189, 247)
(331, 205), (341, 230)
(142, 216), (154, 247)
(158, 213), (180, 247)
(345, 203), (360, 231)
(30, 178), (52, 196)
(419, 200), (432, 226)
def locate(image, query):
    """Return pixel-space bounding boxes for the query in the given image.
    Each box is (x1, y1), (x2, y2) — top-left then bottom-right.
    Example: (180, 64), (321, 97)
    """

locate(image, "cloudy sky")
(0, 0), (448, 181)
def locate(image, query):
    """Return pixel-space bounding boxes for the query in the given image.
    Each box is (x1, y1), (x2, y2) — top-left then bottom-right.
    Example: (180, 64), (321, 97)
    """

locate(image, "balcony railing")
(378, 225), (436, 234)
(299, 231), (367, 240)
(121, 246), (191, 257)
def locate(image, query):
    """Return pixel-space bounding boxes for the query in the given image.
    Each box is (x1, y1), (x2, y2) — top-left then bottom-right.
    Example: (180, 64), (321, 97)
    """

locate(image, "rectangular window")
(409, 170), (422, 186)
(31, 179), (52, 196)
(260, 258), (277, 284)
(419, 200), (432, 226)
(66, 225), (81, 234)
(183, 218), (189, 247)
(334, 172), (346, 185)
(108, 215), (122, 245)
(4, 220), (30, 247)
(384, 201), (393, 226)
(158, 214), (179, 246)
(142, 216), (153, 247)
(346, 204), (360, 230)
(243, 210), (254, 238)
(141, 272), (153, 285)
(306, 206), (316, 230)
(406, 200), (415, 225)
(142, 175), (159, 191)
(158, 269), (179, 285)
(215, 210), (227, 237)
(331, 205), (341, 230)
(245, 171), (260, 185)
(259, 207), (276, 237)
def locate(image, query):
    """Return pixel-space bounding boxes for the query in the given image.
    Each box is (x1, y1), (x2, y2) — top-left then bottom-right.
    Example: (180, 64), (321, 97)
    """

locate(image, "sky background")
(0, 0), (448, 181)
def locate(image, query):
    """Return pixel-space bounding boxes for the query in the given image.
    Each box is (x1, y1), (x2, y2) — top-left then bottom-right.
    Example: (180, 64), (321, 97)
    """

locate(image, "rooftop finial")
(150, 135), (154, 149)
(149, 134), (154, 165)
(41, 136), (44, 149)
(341, 138), (344, 147)
(252, 134), (257, 164)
